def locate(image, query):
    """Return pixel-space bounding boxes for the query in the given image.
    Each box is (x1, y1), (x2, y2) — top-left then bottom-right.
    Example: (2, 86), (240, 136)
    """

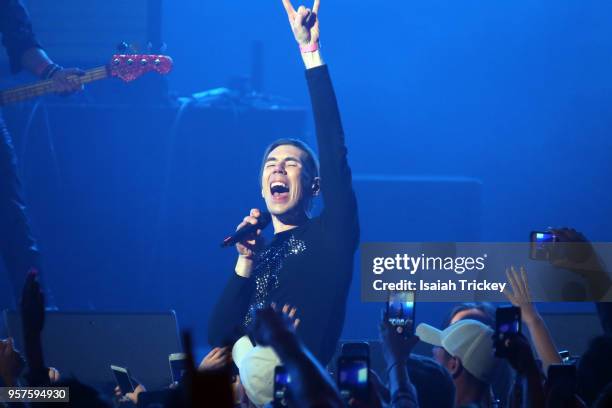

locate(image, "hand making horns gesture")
(282, 0), (321, 47)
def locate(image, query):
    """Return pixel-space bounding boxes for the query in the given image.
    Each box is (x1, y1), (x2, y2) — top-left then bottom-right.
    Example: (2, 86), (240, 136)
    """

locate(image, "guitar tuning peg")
(116, 42), (129, 52)
(146, 42), (167, 54)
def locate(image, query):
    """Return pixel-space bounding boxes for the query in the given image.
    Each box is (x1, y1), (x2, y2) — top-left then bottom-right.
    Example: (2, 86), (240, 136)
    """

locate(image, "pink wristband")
(299, 42), (320, 53)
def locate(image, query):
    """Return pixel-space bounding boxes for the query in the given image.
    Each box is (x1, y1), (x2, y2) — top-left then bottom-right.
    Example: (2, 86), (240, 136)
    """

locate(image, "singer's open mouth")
(270, 183), (290, 202)
(270, 182), (289, 195)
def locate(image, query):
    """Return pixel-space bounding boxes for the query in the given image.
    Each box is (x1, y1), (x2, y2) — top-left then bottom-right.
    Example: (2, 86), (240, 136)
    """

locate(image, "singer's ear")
(311, 177), (321, 196)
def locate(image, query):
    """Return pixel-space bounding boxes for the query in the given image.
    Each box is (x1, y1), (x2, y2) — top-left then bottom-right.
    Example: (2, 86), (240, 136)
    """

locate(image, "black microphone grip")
(221, 211), (272, 248)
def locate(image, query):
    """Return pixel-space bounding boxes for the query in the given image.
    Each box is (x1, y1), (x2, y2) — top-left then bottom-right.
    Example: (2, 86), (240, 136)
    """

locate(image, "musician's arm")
(21, 47), (84, 93)
(20, 47), (53, 78)
(0, 0), (44, 74)
(0, 0), (83, 92)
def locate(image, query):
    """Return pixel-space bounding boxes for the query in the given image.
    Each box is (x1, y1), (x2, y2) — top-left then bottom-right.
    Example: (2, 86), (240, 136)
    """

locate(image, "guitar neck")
(0, 66), (108, 106)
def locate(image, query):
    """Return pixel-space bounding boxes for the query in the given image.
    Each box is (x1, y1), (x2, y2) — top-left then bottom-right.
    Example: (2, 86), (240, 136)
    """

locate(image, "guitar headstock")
(108, 54), (173, 82)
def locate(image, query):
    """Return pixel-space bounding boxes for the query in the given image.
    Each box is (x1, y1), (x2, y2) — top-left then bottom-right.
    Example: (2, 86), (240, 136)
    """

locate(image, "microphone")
(221, 211), (272, 248)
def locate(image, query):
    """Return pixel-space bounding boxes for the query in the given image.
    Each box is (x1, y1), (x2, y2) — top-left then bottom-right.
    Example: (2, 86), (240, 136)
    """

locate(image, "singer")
(208, 0), (359, 365)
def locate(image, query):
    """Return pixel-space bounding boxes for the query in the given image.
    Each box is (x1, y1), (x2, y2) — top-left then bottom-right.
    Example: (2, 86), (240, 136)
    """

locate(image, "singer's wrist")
(235, 256), (254, 278)
(301, 49), (324, 69)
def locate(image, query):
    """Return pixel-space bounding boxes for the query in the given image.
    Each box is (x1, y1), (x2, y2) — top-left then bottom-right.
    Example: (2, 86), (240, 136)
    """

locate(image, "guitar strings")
(1, 67), (108, 104)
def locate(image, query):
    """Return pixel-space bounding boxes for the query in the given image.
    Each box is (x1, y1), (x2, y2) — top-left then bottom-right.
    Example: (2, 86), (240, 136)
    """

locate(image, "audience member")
(548, 228), (611, 302)
(0, 338), (24, 387)
(345, 369), (386, 408)
(114, 383), (147, 405)
(504, 266), (562, 373)
(443, 301), (512, 406)
(181, 331), (234, 408)
(494, 332), (545, 408)
(548, 228), (612, 333)
(576, 335), (612, 406)
(20, 270), (49, 388)
(48, 367), (60, 384)
(53, 378), (111, 408)
(443, 302), (496, 329)
(417, 319), (498, 407)
(405, 355), (455, 408)
(199, 346), (230, 371)
(353, 310), (455, 408)
(592, 381), (612, 408)
(250, 304), (343, 408)
(379, 312), (420, 408)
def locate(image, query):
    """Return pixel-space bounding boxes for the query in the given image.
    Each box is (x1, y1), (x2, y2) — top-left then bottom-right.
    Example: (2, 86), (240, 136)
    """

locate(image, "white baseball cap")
(416, 319), (497, 383)
(232, 335), (281, 407)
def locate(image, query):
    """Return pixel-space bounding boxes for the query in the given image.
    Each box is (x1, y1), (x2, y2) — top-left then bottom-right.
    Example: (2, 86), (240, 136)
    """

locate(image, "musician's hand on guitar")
(51, 67), (85, 94)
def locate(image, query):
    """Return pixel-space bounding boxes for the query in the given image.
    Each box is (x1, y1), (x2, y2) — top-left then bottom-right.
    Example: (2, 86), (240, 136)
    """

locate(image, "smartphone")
(341, 342), (370, 360)
(387, 291), (415, 333)
(273, 365), (291, 408)
(496, 306), (521, 336)
(337, 356), (369, 402)
(494, 306), (521, 357)
(169, 353), (187, 384)
(111, 365), (135, 394)
(530, 231), (558, 260)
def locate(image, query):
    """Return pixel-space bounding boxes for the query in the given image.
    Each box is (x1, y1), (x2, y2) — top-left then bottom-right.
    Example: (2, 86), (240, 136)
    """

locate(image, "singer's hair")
(260, 138), (319, 186)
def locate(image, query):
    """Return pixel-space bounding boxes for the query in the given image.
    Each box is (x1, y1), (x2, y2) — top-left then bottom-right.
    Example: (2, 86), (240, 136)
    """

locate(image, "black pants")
(0, 112), (40, 306)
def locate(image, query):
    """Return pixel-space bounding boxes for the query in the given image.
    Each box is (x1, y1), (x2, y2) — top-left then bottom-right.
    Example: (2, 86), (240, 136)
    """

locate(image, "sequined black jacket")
(208, 64), (359, 366)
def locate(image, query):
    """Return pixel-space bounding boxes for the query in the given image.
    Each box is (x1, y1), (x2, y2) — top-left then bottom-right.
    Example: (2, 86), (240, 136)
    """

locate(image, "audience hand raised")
(0, 338), (25, 386)
(250, 303), (300, 347)
(199, 347), (230, 372)
(21, 269), (45, 336)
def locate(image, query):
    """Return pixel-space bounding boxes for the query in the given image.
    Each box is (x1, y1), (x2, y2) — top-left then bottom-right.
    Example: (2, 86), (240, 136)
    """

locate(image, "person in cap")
(416, 319), (499, 408)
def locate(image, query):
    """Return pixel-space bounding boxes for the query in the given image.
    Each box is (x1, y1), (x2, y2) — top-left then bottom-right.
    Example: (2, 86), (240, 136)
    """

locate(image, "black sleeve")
(0, 0), (42, 73)
(273, 247), (351, 366)
(305, 65), (359, 253)
(596, 302), (612, 336)
(207, 273), (255, 347)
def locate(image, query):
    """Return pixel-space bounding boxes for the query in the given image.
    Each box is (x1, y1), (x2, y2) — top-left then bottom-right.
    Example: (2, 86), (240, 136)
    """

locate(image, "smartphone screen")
(337, 357), (369, 402)
(530, 231), (557, 260)
(169, 353), (187, 384)
(273, 366), (291, 407)
(111, 365), (135, 394)
(494, 306), (521, 358)
(387, 291), (415, 331)
(496, 306), (521, 336)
